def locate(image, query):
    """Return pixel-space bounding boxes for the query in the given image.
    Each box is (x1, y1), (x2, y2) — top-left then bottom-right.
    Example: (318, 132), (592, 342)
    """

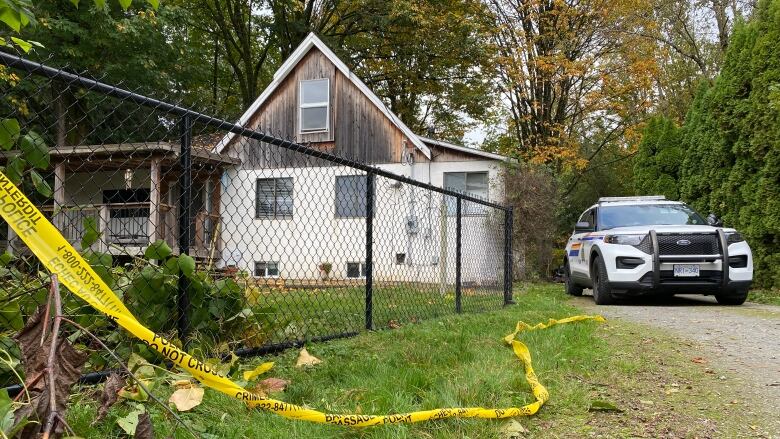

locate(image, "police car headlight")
(604, 234), (646, 246)
(726, 232), (745, 244)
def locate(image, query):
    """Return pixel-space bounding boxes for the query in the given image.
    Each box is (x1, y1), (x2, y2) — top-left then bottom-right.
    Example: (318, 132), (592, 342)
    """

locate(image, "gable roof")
(419, 136), (511, 162)
(213, 33), (431, 159)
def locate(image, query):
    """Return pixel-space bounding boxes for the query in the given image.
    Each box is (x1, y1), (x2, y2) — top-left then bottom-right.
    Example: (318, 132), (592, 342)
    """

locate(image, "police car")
(563, 196), (753, 305)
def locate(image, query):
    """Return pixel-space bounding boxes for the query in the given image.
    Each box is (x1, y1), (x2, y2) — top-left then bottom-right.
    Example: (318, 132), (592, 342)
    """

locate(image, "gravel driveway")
(571, 293), (780, 435)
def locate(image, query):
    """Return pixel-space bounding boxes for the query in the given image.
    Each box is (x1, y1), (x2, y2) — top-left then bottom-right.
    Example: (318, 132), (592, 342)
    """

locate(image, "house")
(213, 33), (510, 286)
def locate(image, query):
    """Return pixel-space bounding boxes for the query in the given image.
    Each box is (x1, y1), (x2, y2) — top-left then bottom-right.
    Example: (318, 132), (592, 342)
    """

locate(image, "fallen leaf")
(135, 412), (153, 439)
(256, 377), (289, 395)
(169, 386), (204, 412)
(116, 405), (145, 436)
(501, 419), (528, 438)
(119, 378), (155, 402)
(173, 379), (196, 389)
(692, 357), (707, 364)
(96, 373), (124, 422)
(127, 353), (156, 379)
(296, 347), (322, 368)
(388, 320), (401, 329)
(13, 306), (87, 437)
(243, 362), (274, 381)
(588, 400), (623, 412)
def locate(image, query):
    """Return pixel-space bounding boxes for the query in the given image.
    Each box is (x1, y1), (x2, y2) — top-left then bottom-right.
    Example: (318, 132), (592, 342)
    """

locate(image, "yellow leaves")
(243, 362), (274, 381)
(168, 386), (204, 412)
(296, 347), (322, 368)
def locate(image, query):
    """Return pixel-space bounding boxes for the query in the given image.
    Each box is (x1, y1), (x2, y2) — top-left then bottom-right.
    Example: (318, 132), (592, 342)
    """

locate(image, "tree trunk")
(711, 0), (730, 52)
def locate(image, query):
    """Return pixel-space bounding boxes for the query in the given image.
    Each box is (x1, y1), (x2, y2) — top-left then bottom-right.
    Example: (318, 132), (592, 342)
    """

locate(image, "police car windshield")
(598, 204), (705, 230)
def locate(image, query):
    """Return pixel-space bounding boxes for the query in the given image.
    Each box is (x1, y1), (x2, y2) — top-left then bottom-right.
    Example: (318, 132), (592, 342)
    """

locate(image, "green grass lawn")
(237, 284), (503, 347)
(65, 283), (767, 438)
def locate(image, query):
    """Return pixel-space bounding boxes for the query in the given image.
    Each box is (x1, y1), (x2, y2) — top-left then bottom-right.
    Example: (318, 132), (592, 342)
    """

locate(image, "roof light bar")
(598, 196), (667, 203)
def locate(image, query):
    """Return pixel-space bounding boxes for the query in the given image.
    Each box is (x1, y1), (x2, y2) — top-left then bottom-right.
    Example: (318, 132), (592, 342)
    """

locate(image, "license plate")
(673, 264), (700, 277)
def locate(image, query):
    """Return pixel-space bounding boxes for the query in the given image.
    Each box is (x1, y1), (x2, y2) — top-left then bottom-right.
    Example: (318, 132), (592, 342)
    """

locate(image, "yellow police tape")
(0, 171), (605, 426)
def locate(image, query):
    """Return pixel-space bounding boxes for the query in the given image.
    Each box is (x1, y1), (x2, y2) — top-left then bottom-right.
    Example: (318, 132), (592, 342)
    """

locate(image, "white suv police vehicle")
(564, 196), (753, 305)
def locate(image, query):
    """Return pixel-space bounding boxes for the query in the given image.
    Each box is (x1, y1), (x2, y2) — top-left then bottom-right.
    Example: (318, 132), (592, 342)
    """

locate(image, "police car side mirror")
(706, 213), (723, 227)
(574, 221), (593, 233)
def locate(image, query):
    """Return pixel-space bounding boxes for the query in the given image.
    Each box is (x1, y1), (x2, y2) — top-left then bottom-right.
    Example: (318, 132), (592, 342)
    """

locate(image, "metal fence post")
(504, 207), (515, 306)
(455, 197), (462, 313)
(365, 172), (375, 330)
(177, 115), (193, 343)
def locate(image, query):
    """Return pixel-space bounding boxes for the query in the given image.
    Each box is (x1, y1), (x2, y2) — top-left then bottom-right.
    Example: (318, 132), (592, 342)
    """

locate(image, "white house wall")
(62, 169), (152, 205)
(219, 159), (506, 286)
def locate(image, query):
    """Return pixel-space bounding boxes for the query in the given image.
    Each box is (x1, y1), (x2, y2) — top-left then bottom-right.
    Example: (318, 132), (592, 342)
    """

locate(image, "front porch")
(38, 202), (219, 259)
(2, 140), (238, 261)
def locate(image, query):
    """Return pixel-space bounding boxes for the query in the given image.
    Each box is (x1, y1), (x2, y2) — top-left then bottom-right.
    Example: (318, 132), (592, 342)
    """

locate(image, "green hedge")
(636, 0), (780, 287)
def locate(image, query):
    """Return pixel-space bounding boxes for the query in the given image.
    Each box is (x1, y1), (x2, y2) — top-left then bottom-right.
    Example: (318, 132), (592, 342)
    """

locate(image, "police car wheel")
(564, 264), (583, 296)
(592, 256), (615, 305)
(715, 289), (748, 305)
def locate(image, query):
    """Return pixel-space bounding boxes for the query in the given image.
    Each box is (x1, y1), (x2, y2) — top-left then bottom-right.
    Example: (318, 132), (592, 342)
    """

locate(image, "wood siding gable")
(231, 49), (412, 168)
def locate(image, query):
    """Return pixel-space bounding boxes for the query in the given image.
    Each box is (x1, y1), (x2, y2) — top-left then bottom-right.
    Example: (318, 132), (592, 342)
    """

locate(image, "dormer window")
(299, 78), (329, 133)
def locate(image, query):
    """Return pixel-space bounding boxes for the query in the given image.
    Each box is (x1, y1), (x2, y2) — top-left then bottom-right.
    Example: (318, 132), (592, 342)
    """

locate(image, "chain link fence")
(0, 52), (513, 388)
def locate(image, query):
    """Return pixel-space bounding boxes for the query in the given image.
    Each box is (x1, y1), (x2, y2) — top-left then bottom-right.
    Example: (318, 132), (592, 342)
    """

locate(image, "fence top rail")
(0, 52), (510, 212)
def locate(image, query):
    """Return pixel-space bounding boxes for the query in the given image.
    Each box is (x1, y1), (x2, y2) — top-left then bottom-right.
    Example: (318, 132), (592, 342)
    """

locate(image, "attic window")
(299, 78), (329, 133)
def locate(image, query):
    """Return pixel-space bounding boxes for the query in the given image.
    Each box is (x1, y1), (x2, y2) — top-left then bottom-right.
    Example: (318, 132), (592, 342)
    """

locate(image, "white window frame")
(443, 171), (489, 216)
(299, 78), (329, 134)
(254, 261), (280, 278)
(346, 261), (366, 279)
(256, 177), (294, 220)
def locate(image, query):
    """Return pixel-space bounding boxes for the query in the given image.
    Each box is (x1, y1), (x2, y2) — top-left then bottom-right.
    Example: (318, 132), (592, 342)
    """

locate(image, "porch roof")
(49, 141), (240, 165)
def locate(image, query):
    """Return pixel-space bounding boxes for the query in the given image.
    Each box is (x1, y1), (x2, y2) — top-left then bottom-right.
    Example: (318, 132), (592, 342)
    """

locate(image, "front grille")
(657, 233), (719, 255)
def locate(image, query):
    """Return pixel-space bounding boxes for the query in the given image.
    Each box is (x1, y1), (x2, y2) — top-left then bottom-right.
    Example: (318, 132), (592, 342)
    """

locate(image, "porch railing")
(31, 203), (218, 258)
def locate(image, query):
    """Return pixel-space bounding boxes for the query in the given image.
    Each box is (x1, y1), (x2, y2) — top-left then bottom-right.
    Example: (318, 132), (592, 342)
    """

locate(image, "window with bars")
(444, 172), (489, 215)
(335, 175), (367, 218)
(256, 178), (294, 219)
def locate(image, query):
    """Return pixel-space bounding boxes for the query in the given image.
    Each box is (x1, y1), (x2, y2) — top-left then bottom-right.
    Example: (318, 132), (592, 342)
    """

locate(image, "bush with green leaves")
(0, 232), (278, 386)
(633, 116), (683, 200)
(0, 118), (53, 198)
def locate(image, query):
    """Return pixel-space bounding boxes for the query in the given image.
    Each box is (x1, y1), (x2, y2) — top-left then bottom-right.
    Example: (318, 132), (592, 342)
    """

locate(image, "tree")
(337, 0), (495, 140)
(10, 1), (210, 146)
(184, 0), (373, 111)
(186, 0), (276, 111)
(627, 0), (756, 121)
(633, 116), (682, 199)
(486, 0), (658, 169)
(503, 163), (557, 279)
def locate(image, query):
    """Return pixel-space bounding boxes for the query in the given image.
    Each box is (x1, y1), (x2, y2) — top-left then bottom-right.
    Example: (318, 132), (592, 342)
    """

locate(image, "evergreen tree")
(633, 116), (683, 199)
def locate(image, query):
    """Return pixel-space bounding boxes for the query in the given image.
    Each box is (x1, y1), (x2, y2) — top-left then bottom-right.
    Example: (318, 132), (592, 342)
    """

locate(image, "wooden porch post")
(148, 157), (161, 243)
(99, 204), (110, 253)
(212, 176), (222, 257)
(53, 162), (66, 231)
